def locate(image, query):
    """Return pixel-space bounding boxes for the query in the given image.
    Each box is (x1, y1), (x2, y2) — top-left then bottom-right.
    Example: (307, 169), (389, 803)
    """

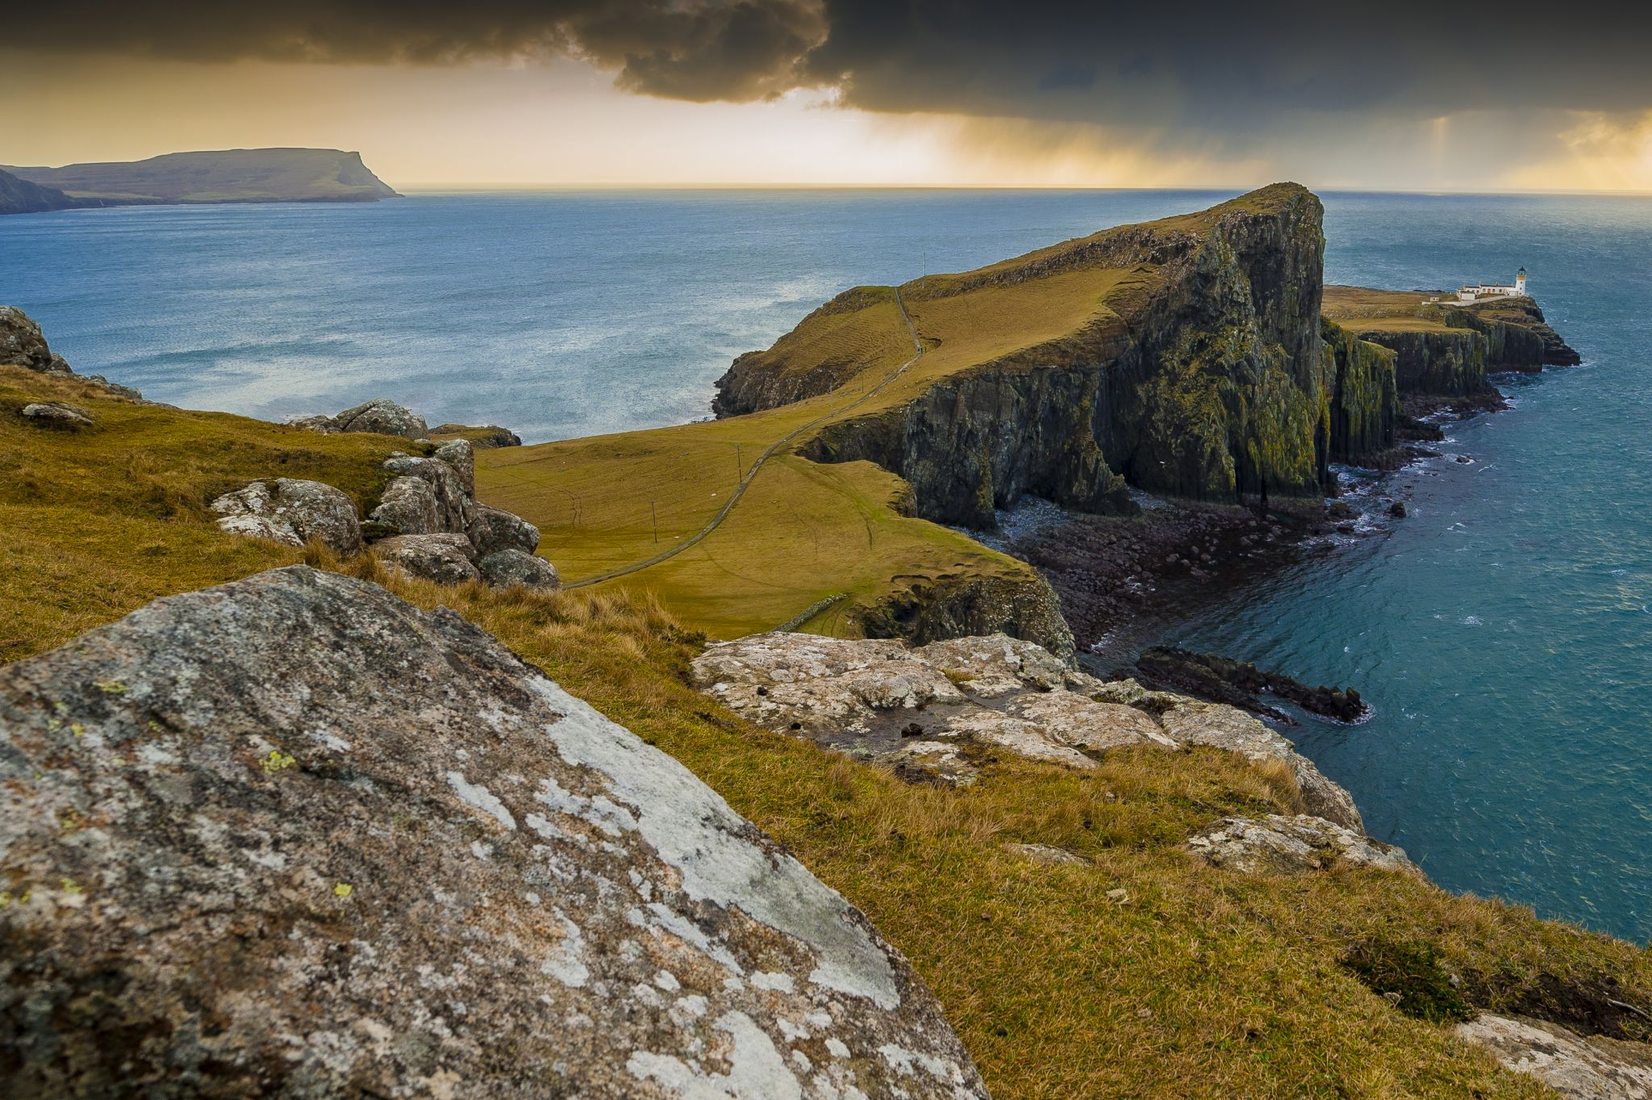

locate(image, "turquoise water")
(3, 190), (1648, 942)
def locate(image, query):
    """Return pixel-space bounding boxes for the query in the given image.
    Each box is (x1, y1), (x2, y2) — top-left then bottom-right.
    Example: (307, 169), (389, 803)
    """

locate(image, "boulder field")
(0, 567), (985, 1098)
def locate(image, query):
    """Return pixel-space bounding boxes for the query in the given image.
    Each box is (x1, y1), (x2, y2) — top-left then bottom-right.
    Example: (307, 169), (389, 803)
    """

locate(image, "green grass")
(1323, 285), (1459, 333)
(4, 365), (1650, 1097)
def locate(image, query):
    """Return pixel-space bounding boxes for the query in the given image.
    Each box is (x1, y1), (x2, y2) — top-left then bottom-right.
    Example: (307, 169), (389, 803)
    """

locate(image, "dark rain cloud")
(8, 0), (1652, 127)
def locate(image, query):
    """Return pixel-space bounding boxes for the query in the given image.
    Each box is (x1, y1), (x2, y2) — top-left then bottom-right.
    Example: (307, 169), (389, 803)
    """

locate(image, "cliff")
(2, 148), (399, 208)
(1321, 317), (1399, 464)
(0, 167), (76, 216)
(720, 184), (1335, 527)
(1323, 285), (1580, 407)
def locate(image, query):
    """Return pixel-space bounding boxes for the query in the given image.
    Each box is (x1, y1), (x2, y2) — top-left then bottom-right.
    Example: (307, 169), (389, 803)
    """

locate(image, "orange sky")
(4, 52), (1651, 193)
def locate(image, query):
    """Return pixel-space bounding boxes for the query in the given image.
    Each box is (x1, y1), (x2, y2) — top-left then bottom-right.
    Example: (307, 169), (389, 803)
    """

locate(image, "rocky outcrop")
(776, 185), (1334, 526)
(470, 501), (542, 558)
(1135, 644), (1367, 724)
(1188, 815), (1419, 876)
(365, 474), (440, 535)
(1457, 1015), (1652, 1100)
(1, 305), (72, 374)
(19, 401), (93, 428)
(432, 422), (524, 448)
(693, 632), (1362, 832)
(0, 566), (985, 1098)
(1322, 318), (1399, 464)
(296, 398), (430, 439)
(1357, 327), (1491, 401)
(856, 569), (1075, 661)
(1448, 299), (1582, 370)
(208, 477), (363, 555)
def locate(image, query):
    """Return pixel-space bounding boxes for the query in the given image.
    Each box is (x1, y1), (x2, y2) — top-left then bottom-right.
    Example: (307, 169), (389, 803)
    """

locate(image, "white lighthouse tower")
(1515, 267), (1527, 294)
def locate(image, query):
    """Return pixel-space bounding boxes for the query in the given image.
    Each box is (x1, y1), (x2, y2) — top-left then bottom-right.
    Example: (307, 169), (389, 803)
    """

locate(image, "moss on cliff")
(1322, 317), (1400, 464)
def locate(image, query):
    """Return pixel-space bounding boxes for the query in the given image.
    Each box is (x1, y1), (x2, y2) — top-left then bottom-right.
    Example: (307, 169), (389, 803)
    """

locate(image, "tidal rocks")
(478, 548), (561, 590)
(470, 501), (542, 557)
(433, 422), (523, 448)
(373, 532), (481, 585)
(1456, 1015), (1652, 1100)
(1188, 815), (1419, 876)
(693, 632), (1362, 832)
(19, 401), (93, 428)
(0, 566), (984, 1097)
(208, 477), (363, 555)
(296, 398), (429, 439)
(1134, 645), (1367, 724)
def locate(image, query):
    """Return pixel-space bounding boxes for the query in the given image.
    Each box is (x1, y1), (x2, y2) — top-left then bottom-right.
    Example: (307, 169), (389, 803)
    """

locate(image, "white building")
(1457, 268), (1528, 302)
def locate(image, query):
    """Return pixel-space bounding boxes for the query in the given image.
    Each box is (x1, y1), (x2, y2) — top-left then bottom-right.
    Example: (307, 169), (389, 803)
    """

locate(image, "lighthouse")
(1515, 267), (1527, 294)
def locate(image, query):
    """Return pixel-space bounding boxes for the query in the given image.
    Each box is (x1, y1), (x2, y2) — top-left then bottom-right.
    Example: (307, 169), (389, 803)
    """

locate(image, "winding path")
(563, 288), (924, 589)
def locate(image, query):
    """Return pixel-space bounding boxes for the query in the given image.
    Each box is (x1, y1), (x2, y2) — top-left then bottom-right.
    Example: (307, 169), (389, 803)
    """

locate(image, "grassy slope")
(5, 368), (1650, 1097)
(1323, 285), (1458, 333)
(476, 203), (1178, 638)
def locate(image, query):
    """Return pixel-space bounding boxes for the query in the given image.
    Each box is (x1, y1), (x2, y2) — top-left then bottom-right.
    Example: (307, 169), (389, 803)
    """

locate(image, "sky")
(4, 0), (1652, 192)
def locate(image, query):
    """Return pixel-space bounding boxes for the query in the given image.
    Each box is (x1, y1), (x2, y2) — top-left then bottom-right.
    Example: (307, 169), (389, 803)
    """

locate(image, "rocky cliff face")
(0, 567), (985, 1098)
(1356, 327), (1490, 401)
(729, 185), (1336, 528)
(1322, 318), (1399, 464)
(0, 168), (75, 216)
(1448, 300), (1582, 370)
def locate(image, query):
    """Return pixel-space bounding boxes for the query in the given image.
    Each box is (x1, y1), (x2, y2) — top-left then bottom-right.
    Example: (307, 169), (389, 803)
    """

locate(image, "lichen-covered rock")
(209, 478), (362, 555)
(333, 398), (429, 438)
(20, 401), (93, 428)
(0, 305), (58, 371)
(1160, 701), (1364, 831)
(1188, 815), (1419, 876)
(366, 474), (439, 536)
(1457, 1014), (1652, 1100)
(694, 632), (1176, 781)
(373, 532), (480, 584)
(479, 549), (561, 590)
(383, 453), (474, 533)
(431, 437), (475, 495)
(857, 569), (1076, 661)
(470, 502), (541, 557)
(0, 567), (986, 1098)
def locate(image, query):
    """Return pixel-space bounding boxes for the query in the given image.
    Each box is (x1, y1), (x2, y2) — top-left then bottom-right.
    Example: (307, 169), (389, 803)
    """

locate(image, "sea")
(3, 188), (1648, 943)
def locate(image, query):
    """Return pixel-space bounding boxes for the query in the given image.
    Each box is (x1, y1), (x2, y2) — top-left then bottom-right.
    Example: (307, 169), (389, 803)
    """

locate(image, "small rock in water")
(1388, 501), (1408, 518)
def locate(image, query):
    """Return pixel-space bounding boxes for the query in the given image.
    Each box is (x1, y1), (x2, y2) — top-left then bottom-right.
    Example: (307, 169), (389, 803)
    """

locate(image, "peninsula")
(0, 148), (399, 213)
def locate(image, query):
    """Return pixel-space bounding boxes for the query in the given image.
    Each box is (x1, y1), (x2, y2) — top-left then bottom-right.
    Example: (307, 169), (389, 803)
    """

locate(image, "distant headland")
(0, 148), (398, 215)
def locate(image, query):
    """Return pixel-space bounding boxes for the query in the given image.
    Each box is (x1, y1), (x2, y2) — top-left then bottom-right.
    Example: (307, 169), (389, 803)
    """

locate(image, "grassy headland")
(3, 365), (1648, 1098)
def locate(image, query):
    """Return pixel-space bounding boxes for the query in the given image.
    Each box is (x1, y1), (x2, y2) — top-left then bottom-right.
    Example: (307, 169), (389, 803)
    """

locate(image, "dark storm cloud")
(8, 0), (1652, 125)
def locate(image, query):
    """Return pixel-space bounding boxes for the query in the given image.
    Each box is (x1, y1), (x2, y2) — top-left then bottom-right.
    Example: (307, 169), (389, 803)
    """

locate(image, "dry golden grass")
(1323, 285), (1458, 333)
(4, 368), (1647, 1097)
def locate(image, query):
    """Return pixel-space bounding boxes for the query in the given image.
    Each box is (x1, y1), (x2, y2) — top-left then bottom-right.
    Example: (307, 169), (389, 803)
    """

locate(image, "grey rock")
(286, 413), (339, 434)
(0, 566), (986, 1099)
(1004, 843), (1088, 867)
(20, 401), (93, 428)
(1187, 815), (1420, 876)
(83, 374), (141, 401)
(431, 438), (475, 495)
(1160, 702), (1365, 831)
(366, 474), (439, 536)
(383, 453), (473, 533)
(1457, 1014), (1652, 1100)
(0, 305), (56, 371)
(374, 532), (480, 585)
(432, 422), (523, 448)
(479, 549), (561, 590)
(470, 502), (541, 557)
(208, 478), (362, 555)
(694, 632), (1176, 776)
(334, 398), (429, 438)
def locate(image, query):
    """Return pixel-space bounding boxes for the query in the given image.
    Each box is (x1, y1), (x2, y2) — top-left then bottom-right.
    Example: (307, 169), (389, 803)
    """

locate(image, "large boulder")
(373, 532), (481, 585)
(479, 548), (560, 590)
(1187, 815), (1420, 876)
(365, 474), (439, 536)
(20, 401), (93, 429)
(0, 567), (984, 1097)
(333, 398), (429, 439)
(383, 453), (473, 533)
(209, 478), (362, 556)
(0, 305), (62, 372)
(470, 502), (541, 557)
(431, 438), (475, 495)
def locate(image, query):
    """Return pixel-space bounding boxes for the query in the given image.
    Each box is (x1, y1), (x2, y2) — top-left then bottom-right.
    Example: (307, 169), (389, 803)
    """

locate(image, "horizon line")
(393, 182), (1652, 198)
